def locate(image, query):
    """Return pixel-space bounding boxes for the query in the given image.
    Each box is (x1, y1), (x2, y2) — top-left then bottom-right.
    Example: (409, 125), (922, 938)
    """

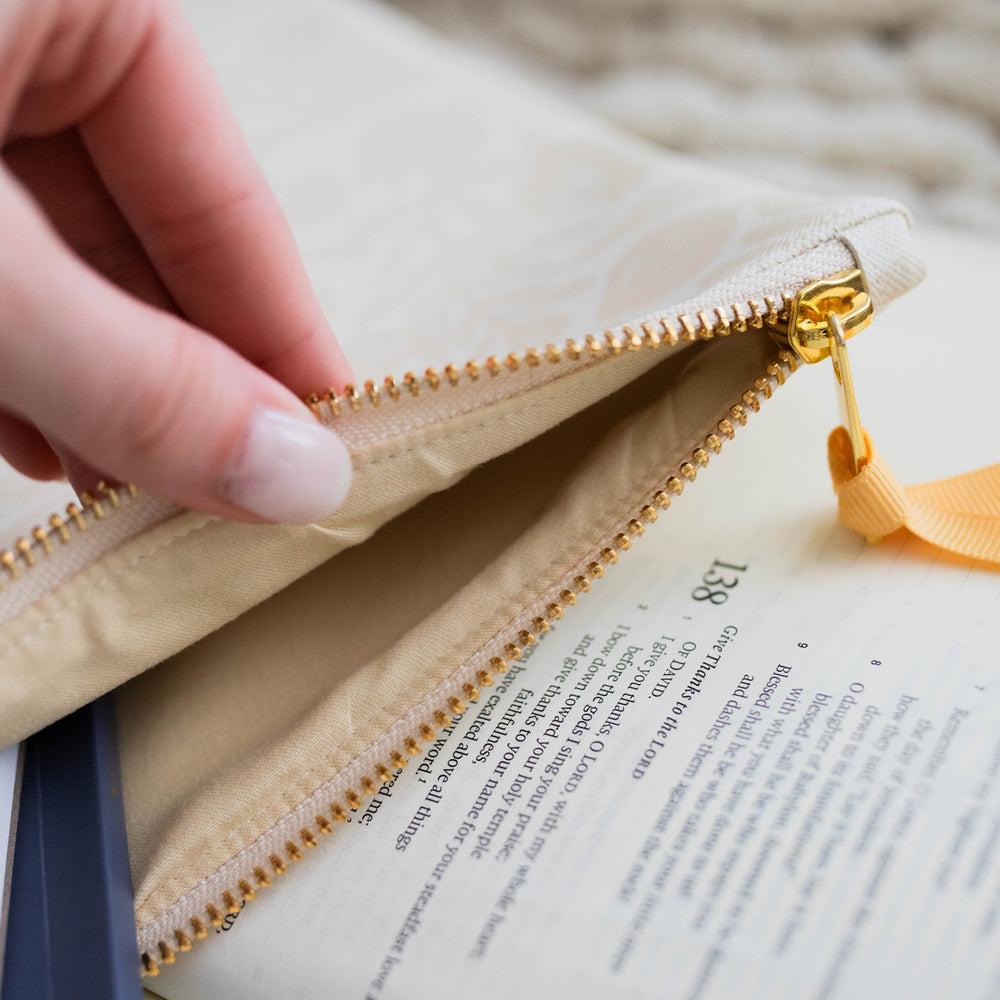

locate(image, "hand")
(0, 0), (353, 523)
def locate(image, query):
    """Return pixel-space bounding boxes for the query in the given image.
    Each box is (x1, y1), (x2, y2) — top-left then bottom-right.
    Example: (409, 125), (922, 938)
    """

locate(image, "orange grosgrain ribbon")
(829, 427), (1000, 563)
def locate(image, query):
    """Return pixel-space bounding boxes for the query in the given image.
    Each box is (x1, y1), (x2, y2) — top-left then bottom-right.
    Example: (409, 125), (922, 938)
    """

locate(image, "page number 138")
(692, 559), (747, 605)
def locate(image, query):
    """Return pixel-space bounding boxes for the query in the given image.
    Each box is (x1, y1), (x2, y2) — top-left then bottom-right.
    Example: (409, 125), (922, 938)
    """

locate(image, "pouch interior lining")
(118, 330), (783, 922)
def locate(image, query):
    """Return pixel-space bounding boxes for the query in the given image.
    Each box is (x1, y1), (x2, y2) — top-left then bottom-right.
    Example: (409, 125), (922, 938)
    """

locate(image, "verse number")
(215, 899), (246, 933)
(691, 559), (747, 605)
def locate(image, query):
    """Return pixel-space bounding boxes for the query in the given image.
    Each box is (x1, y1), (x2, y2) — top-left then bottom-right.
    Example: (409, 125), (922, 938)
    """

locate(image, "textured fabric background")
(388, 0), (1000, 231)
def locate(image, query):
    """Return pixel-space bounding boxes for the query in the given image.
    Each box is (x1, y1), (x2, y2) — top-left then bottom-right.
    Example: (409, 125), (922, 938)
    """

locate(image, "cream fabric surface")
(179, 0), (920, 381)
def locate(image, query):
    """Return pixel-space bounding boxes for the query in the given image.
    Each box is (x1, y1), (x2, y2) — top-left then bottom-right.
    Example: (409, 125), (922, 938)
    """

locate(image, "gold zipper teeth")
(0, 482), (139, 591)
(1, 295), (793, 593)
(305, 295), (791, 421)
(138, 343), (800, 979)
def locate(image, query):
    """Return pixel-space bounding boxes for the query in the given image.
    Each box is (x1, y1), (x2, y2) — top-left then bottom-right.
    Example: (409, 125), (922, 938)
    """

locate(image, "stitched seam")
(688, 209), (903, 292)
(0, 517), (215, 665)
(351, 391), (575, 468)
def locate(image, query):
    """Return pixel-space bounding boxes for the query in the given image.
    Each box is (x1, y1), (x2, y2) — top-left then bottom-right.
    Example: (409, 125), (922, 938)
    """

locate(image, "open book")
(147, 225), (1000, 1000)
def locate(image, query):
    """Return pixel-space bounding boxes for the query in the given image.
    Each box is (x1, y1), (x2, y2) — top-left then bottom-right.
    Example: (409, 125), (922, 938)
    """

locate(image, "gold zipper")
(0, 272), (875, 977)
(0, 294), (795, 594)
(0, 482), (139, 585)
(302, 296), (790, 421)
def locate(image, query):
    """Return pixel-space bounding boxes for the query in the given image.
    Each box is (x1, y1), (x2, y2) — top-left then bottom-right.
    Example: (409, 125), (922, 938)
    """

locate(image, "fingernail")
(222, 407), (352, 522)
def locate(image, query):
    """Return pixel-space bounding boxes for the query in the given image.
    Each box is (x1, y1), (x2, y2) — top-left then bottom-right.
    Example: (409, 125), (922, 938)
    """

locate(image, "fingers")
(0, 177), (352, 523)
(4, 129), (176, 313)
(4, 128), (194, 498)
(0, 0), (354, 520)
(77, 0), (352, 397)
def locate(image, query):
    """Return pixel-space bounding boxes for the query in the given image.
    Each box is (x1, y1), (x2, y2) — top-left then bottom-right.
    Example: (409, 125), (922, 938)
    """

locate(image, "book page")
(0, 742), (21, 979)
(152, 227), (1000, 1000)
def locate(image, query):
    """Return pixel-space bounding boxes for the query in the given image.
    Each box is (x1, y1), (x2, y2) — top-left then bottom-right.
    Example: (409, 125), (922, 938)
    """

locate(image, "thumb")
(0, 180), (351, 524)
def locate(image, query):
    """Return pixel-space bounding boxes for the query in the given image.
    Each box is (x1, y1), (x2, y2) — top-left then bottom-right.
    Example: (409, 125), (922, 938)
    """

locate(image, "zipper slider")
(767, 268), (873, 474)
(771, 268), (999, 564)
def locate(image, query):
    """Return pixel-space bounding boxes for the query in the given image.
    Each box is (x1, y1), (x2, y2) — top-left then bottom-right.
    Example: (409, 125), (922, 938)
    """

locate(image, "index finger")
(78, 0), (351, 397)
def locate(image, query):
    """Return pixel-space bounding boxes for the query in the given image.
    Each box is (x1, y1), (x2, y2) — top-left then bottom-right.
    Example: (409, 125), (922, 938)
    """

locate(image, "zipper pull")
(768, 268), (872, 475)
(769, 269), (1000, 563)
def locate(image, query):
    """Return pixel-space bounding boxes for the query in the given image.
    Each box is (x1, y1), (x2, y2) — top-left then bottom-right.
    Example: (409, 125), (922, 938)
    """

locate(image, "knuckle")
(250, 323), (323, 374)
(145, 185), (259, 268)
(114, 329), (207, 470)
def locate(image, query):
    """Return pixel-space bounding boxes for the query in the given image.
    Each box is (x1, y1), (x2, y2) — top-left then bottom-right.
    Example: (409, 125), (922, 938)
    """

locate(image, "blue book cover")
(1, 696), (141, 1000)
(0, 742), (22, 985)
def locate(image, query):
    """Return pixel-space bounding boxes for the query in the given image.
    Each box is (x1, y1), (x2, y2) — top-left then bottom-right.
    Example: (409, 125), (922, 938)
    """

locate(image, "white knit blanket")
(388, 0), (1000, 231)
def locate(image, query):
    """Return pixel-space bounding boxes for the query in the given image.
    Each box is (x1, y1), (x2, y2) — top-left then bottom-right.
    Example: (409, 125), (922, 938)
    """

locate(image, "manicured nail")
(222, 407), (352, 522)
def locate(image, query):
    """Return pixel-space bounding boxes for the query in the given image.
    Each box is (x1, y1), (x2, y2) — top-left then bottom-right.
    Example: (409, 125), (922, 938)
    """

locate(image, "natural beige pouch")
(0, 0), (925, 976)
